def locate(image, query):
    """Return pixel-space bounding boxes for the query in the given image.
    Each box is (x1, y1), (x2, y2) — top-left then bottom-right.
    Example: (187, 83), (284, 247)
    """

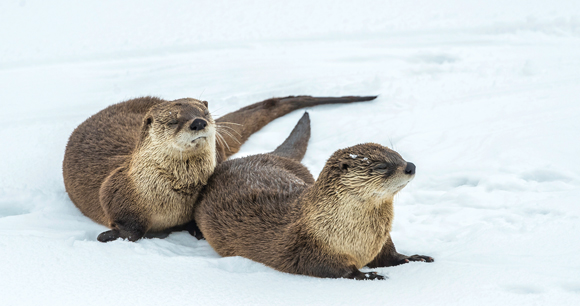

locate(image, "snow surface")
(1, 0), (580, 305)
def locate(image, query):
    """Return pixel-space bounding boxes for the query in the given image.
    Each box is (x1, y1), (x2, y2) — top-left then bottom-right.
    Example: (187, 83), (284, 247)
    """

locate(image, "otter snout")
(405, 162), (416, 175)
(190, 118), (207, 131)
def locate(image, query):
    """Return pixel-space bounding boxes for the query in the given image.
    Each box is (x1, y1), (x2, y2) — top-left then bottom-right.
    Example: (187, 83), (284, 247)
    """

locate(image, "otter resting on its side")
(195, 113), (433, 280)
(62, 95), (377, 242)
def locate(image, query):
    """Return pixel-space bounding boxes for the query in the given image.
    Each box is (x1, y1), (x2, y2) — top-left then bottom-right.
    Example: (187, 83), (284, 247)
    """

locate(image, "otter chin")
(195, 113), (433, 280)
(174, 134), (211, 151)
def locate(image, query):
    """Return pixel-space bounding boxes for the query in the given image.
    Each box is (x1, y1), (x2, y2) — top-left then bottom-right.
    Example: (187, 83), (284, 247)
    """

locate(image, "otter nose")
(405, 162), (416, 175)
(189, 118), (207, 131)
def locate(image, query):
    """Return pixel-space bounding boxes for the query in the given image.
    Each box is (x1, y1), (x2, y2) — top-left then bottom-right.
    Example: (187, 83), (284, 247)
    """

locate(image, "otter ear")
(144, 116), (153, 127)
(139, 116), (153, 142)
(202, 100), (208, 108)
(141, 116), (153, 132)
(339, 158), (353, 172)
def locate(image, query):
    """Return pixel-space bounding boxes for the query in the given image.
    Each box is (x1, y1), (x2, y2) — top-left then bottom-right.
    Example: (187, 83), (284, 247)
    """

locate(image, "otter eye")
(204, 109), (209, 116)
(168, 119), (178, 125)
(374, 163), (388, 172)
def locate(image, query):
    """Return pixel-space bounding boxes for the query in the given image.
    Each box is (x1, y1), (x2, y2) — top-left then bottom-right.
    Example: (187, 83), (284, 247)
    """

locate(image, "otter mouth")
(397, 183), (408, 190)
(191, 136), (207, 143)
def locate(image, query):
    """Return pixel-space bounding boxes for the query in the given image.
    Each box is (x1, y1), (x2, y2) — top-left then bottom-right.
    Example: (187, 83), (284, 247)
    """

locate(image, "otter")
(195, 113), (433, 280)
(63, 95), (376, 242)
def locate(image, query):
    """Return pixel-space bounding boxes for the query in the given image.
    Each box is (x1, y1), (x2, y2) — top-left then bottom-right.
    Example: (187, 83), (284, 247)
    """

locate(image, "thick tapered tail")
(270, 112), (311, 162)
(279, 95), (378, 107)
(215, 95), (377, 161)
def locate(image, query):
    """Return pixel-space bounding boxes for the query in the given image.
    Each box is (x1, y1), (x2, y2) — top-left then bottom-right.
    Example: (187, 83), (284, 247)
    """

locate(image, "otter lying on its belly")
(63, 95), (376, 242)
(195, 113), (433, 280)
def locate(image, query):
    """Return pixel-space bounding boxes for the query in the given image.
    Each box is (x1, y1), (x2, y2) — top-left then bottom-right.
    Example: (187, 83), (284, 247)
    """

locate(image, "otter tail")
(270, 112), (311, 162)
(215, 95), (377, 161)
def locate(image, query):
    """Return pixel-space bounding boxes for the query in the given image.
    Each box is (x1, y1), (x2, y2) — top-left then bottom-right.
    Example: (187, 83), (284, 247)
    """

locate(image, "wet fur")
(196, 114), (433, 280)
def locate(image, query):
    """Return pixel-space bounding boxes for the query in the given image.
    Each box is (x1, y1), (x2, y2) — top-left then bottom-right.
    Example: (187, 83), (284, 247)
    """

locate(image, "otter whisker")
(215, 131), (225, 148)
(208, 106), (227, 117)
(217, 123), (243, 132)
(218, 130), (240, 145)
(215, 132), (230, 156)
(219, 135), (230, 151)
(217, 124), (242, 137)
(216, 131), (231, 151)
(216, 126), (237, 138)
(217, 129), (241, 144)
(388, 137), (396, 151)
(217, 121), (243, 126)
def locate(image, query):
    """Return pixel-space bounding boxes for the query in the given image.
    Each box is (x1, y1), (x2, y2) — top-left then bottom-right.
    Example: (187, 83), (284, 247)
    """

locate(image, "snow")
(1, 0), (579, 305)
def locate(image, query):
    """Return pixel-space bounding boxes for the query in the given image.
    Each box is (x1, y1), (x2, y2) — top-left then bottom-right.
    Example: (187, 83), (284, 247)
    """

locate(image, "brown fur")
(213, 95), (377, 161)
(195, 121), (433, 280)
(63, 95), (377, 242)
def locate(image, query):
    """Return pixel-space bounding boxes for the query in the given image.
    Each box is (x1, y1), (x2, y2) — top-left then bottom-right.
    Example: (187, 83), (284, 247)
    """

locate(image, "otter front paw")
(97, 228), (144, 242)
(185, 223), (204, 240)
(400, 254), (434, 264)
(97, 229), (120, 242)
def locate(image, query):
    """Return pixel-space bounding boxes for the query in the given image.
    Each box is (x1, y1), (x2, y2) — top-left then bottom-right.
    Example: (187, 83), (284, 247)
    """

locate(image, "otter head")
(141, 98), (216, 158)
(326, 143), (415, 201)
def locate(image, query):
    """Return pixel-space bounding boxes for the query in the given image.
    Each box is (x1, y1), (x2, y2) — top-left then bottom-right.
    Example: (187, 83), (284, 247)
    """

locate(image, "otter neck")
(299, 177), (394, 268)
(130, 136), (217, 191)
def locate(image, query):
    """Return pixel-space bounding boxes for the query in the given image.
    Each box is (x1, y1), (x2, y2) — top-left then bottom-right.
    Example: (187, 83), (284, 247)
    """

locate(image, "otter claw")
(364, 272), (386, 280)
(407, 255), (434, 263)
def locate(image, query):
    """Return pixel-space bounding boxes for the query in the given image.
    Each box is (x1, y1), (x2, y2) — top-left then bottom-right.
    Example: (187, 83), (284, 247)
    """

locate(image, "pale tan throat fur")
(195, 113), (433, 280)
(62, 95), (377, 242)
